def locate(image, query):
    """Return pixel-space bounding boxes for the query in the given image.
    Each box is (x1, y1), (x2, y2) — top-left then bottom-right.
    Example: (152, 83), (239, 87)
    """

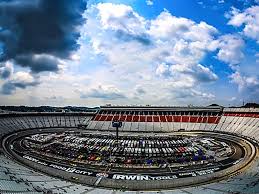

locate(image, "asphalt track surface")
(2, 128), (257, 190)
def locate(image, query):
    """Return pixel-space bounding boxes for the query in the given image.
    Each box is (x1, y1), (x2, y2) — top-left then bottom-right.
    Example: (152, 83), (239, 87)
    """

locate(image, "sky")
(0, 0), (259, 107)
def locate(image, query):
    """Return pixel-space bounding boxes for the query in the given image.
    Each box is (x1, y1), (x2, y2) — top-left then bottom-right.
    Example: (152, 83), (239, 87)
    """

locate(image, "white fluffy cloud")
(78, 84), (126, 100)
(155, 63), (170, 77)
(225, 5), (259, 100)
(230, 71), (259, 91)
(2, 2), (247, 105)
(96, 3), (147, 35)
(12, 72), (36, 83)
(146, 0), (153, 6)
(156, 63), (218, 83)
(171, 64), (218, 82)
(215, 34), (244, 66)
(149, 11), (217, 43)
(1, 71), (39, 95)
(0, 61), (40, 95)
(4, 2), (256, 105)
(87, 4), (219, 67)
(229, 71), (259, 102)
(228, 6), (259, 43)
(81, 3), (219, 104)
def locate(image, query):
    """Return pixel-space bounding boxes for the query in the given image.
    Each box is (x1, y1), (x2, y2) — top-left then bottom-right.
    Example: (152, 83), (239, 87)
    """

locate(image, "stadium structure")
(1, 106), (259, 193)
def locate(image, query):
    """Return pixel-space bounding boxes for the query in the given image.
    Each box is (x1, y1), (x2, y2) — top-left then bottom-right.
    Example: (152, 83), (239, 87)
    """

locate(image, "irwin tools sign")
(22, 154), (220, 181)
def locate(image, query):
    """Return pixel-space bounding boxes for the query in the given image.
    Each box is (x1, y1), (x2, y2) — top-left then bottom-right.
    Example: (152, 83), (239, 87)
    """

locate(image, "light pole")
(112, 120), (122, 145)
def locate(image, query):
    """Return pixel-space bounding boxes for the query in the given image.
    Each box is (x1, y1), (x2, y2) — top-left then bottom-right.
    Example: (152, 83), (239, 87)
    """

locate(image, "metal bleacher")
(0, 108), (259, 193)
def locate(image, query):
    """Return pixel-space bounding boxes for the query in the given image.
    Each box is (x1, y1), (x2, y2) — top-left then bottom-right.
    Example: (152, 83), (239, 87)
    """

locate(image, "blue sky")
(0, 0), (259, 106)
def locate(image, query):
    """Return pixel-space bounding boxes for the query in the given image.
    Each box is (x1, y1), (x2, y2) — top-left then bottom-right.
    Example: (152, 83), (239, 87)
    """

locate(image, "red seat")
(119, 115), (126, 121)
(126, 115), (133, 122)
(147, 116), (152, 122)
(99, 115), (107, 121)
(181, 116), (189, 122)
(139, 116), (146, 122)
(113, 115), (119, 121)
(133, 115), (139, 122)
(166, 115), (172, 122)
(160, 116), (166, 122)
(202, 117), (208, 123)
(106, 115), (113, 121)
(173, 116), (181, 122)
(153, 116), (159, 122)
(93, 114), (101, 121)
(207, 117), (217, 123)
(190, 116), (198, 123)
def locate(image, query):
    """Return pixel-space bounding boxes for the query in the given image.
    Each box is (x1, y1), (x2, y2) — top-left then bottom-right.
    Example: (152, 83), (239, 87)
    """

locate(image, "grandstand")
(1, 107), (259, 193)
(86, 106), (222, 132)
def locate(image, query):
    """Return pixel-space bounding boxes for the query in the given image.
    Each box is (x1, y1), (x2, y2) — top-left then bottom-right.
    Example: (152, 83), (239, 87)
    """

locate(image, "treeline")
(242, 103), (259, 108)
(0, 106), (98, 112)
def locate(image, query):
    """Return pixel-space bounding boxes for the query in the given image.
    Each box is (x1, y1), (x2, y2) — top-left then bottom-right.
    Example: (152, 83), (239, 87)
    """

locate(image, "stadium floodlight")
(112, 120), (122, 145)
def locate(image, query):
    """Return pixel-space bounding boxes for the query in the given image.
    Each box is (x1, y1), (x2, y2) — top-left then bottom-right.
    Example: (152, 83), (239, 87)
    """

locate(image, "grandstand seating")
(85, 108), (259, 141)
(93, 114), (220, 124)
(88, 108), (222, 132)
(0, 113), (91, 139)
(0, 108), (259, 193)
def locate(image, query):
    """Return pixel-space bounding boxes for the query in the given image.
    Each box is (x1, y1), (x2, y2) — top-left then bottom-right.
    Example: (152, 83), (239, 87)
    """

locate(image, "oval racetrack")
(1, 108), (259, 193)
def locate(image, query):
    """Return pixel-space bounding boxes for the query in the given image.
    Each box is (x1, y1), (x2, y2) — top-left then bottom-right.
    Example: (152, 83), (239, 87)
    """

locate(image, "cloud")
(85, 3), (219, 74)
(80, 3), (220, 103)
(156, 63), (218, 83)
(171, 64), (218, 82)
(0, 0), (87, 73)
(194, 64), (218, 82)
(228, 6), (259, 43)
(134, 85), (146, 95)
(149, 11), (218, 42)
(96, 3), (146, 32)
(215, 34), (244, 66)
(230, 71), (259, 91)
(79, 85), (126, 100)
(149, 63), (217, 102)
(229, 71), (259, 102)
(115, 30), (152, 46)
(146, 0), (154, 6)
(0, 61), (13, 79)
(190, 89), (215, 99)
(155, 63), (170, 77)
(169, 88), (215, 101)
(14, 54), (61, 73)
(1, 71), (39, 95)
(94, 3), (150, 46)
